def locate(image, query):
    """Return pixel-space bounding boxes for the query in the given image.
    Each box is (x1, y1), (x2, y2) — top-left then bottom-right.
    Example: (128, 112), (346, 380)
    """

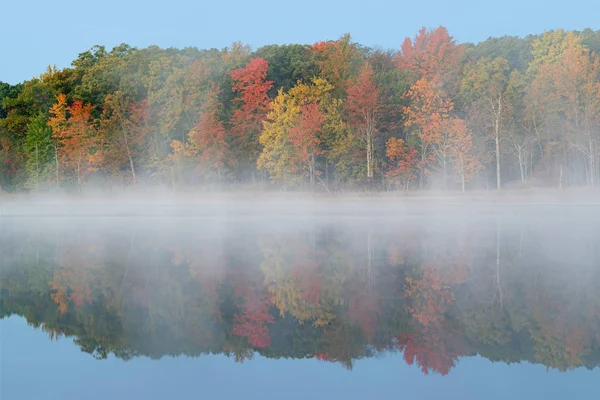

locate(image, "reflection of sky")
(1, 316), (598, 400)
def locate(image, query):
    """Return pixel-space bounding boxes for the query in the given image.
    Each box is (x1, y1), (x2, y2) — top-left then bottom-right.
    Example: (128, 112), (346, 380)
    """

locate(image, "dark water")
(1, 205), (600, 399)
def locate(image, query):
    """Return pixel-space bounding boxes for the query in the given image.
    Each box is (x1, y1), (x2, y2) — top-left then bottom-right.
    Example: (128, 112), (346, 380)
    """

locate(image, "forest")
(2, 216), (599, 373)
(1, 27), (600, 192)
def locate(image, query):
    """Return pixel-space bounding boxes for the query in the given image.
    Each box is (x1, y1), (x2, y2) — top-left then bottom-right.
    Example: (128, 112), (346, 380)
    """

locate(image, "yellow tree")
(534, 45), (600, 186)
(258, 78), (341, 187)
(447, 119), (479, 191)
(47, 94), (68, 187)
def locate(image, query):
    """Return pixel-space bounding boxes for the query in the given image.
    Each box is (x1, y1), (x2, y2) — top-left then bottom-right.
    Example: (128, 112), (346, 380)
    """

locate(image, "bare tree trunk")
(559, 163), (564, 191)
(495, 97), (502, 190)
(35, 142), (39, 192)
(495, 220), (503, 307)
(55, 145), (60, 190)
(123, 133), (136, 183)
(459, 156), (466, 192)
(419, 147), (426, 189)
(366, 136), (373, 179)
(495, 131), (501, 190)
(518, 150), (525, 183)
(588, 136), (595, 187)
(443, 156), (447, 191)
(77, 159), (82, 191)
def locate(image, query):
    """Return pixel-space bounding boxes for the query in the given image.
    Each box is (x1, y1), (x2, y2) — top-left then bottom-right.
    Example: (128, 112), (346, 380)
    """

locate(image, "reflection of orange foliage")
(405, 268), (454, 327)
(50, 269), (92, 314)
(536, 312), (590, 368)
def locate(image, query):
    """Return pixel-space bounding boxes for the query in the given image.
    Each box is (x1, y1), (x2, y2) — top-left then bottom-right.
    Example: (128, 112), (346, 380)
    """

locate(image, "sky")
(2, 315), (599, 399)
(1, 0), (599, 84)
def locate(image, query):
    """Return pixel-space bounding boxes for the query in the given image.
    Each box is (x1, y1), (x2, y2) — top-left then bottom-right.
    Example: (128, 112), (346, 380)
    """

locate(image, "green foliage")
(253, 44), (320, 95)
(24, 113), (54, 190)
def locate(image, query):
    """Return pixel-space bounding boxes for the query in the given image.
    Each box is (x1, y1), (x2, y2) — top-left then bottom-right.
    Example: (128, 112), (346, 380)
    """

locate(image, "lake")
(1, 200), (599, 399)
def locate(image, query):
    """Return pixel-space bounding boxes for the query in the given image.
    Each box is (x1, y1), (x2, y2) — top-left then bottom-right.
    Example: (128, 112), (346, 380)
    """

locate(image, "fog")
(2, 191), (600, 378)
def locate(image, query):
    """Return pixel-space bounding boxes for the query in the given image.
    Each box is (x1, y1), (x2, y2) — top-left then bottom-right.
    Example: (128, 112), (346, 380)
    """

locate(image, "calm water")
(1, 204), (600, 399)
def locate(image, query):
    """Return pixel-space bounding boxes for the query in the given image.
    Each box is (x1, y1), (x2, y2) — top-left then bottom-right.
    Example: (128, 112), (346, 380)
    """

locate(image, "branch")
(316, 175), (331, 193)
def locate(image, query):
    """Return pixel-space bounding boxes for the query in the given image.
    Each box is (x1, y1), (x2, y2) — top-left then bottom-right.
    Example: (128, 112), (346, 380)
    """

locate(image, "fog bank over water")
(2, 189), (600, 218)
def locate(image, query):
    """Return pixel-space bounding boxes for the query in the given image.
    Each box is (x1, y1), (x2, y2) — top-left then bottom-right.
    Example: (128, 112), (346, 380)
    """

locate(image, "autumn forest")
(1, 27), (600, 192)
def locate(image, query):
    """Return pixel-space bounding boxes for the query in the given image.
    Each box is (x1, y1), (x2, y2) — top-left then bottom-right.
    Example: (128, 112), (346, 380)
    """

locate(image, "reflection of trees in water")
(1, 217), (599, 374)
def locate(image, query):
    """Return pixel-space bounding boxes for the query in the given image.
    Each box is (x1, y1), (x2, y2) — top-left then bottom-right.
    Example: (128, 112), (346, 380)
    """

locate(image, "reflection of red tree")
(397, 328), (461, 376)
(291, 247), (323, 304)
(400, 260), (467, 375)
(233, 282), (274, 348)
(348, 280), (379, 341)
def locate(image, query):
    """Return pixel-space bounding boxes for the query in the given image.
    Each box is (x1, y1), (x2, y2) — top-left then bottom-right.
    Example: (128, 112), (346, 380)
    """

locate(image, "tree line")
(1, 27), (600, 192)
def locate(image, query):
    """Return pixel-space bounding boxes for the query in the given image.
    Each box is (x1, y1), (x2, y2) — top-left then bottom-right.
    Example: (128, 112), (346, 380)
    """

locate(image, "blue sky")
(1, 0), (599, 84)
(2, 316), (599, 399)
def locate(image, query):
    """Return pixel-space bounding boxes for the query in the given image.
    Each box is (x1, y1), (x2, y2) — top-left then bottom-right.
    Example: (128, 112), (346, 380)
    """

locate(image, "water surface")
(1, 203), (599, 399)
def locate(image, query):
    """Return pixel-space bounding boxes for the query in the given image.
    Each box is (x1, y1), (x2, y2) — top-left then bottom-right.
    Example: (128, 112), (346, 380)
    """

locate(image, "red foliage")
(230, 58), (273, 160)
(345, 63), (382, 133)
(290, 246), (323, 304)
(396, 26), (464, 85)
(289, 102), (326, 178)
(232, 280), (274, 348)
(405, 267), (455, 327)
(386, 137), (418, 188)
(188, 85), (228, 173)
(397, 330), (460, 376)
(346, 62), (383, 178)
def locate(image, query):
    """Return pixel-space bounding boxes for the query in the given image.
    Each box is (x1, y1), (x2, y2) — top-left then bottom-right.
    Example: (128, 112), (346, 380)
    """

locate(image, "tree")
(312, 33), (362, 96)
(47, 94), (68, 187)
(230, 57), (274, 181)
(532, 44), (600, 187)
(187, 84), (228, 182)
(258, 78), (338, 186)
(461, 57), (514, 190)
(345, 63), (383, 180)
(24, 114), (54, 191)
(50, 95), (96, 188)
(447, 119), (478, 191)
(397, 26), (464, 94)
(403, 78), (454, 188)
(253, 44), (320, 95)
(99, 92), (150, 183)
(385, 137), (418, 191)
(289, 102), (326, 185)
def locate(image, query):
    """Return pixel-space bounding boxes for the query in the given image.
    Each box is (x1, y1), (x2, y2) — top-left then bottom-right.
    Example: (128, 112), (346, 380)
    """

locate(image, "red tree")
(289, 102), (326, 184)
(346, 62), (383, 179)
(397, 26), (464, 89)
(187, 84), (228, 181)
(386, 137), (418, 190)
(230, 57), (273, 177)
